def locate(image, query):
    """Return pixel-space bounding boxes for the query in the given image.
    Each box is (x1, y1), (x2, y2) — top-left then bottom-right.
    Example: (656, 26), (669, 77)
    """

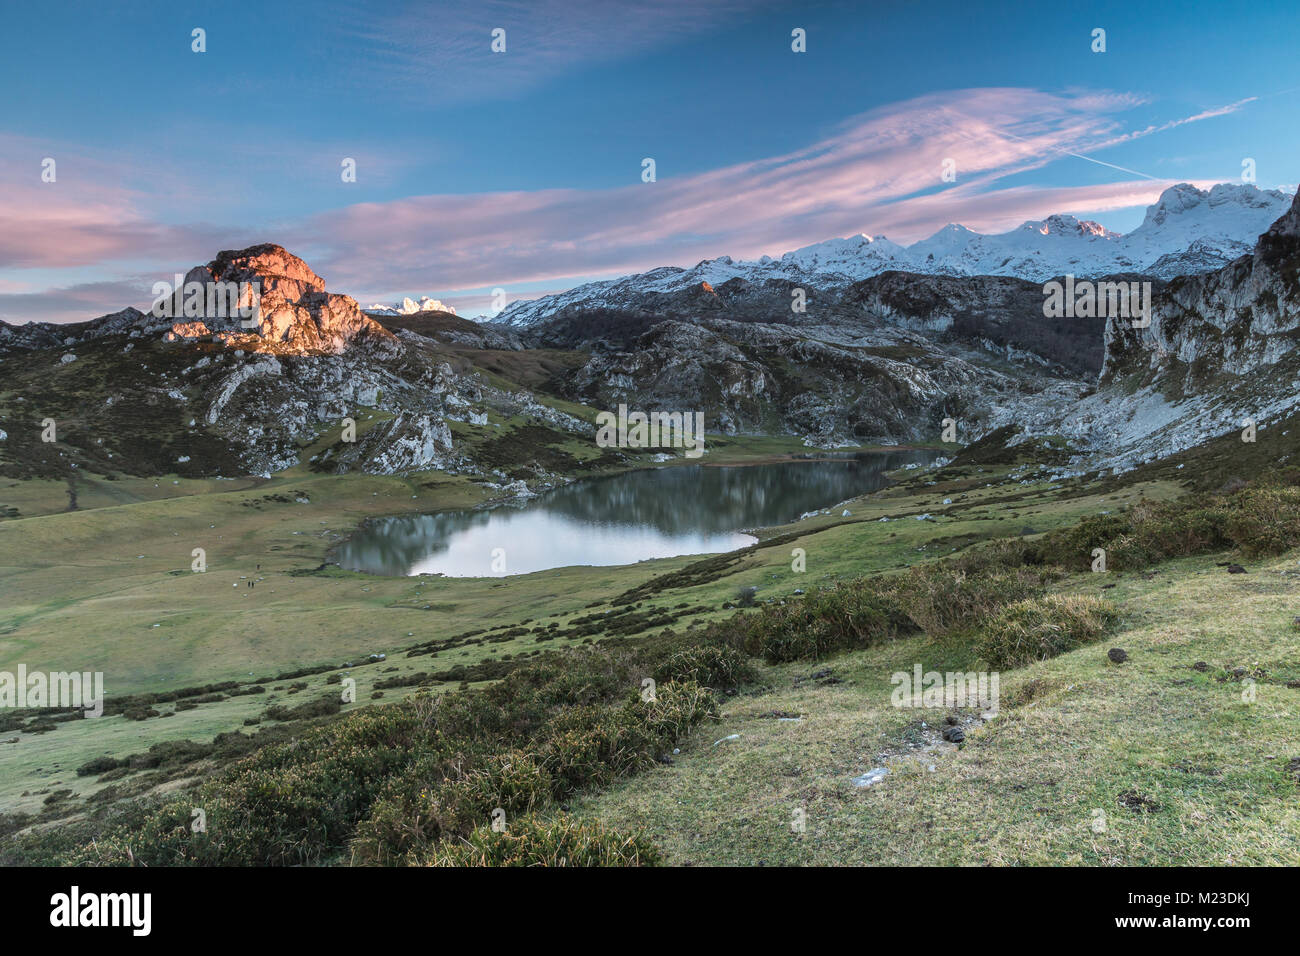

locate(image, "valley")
(1, 185), (1299, 867)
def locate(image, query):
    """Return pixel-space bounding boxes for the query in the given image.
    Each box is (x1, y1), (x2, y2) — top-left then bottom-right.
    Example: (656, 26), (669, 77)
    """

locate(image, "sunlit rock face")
(166, 244), (393, 353)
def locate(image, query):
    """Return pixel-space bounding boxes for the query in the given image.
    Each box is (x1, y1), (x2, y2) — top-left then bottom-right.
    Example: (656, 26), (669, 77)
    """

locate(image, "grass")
(0, 452), (1178, 816)
(7, 427), (1300, 865)
(562, 550), (1300, 865)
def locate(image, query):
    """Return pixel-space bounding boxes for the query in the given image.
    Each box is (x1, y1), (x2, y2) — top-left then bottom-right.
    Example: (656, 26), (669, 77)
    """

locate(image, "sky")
(1, 0), (1298, 323)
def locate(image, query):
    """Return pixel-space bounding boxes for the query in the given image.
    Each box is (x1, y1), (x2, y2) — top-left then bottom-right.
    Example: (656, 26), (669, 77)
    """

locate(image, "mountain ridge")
(494, 183), (1292, 327)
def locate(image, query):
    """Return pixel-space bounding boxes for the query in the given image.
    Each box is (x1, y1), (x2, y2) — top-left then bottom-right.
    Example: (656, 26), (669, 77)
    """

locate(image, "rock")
(1108, 647), (1128, 664)
(170, 244), (394, 354)
(941, 726), (965, 744)
(851, 767), (889, 788)
(1226, 564), (1248, 574)
(1193, 661), (1208, 671)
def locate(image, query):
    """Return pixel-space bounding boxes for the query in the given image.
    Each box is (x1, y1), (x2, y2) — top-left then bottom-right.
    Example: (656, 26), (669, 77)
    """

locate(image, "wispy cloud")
(286, 88), (1207, 297)
(0, 88), (1261, 322)
(337, 0), (783, 102)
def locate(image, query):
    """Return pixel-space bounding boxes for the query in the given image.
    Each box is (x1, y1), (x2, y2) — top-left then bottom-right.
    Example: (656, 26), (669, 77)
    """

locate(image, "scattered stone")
(1193, 661), (1208, 671)
(1108, 648), (1128, 664)
(851, 767), (889, 788)
(712, 734), (741, 747)
(1226, 564), (1248, 574)
(941, 726), (965, 744)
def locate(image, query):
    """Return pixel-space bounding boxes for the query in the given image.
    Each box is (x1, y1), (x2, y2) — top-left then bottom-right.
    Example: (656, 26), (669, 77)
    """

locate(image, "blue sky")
(2, 0), (1297, 321)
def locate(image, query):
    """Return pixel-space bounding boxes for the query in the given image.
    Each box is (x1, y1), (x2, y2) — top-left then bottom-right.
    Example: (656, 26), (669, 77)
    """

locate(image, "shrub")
(653, 645), (756, 689)
(1223, 486), (1300, 557)
(632, 679), (718, 747)
(66, 707), (430, 866)
(894, 565), (1052, 637)
(352, 680), (714, 865)
(76, 756), (121, 777)
(419, 817), (661, 867)
(350, 750), (552, 865)
(712, 578), (913, 663)
(264, 695), (341, 722)
(978, 595), (1119, 669)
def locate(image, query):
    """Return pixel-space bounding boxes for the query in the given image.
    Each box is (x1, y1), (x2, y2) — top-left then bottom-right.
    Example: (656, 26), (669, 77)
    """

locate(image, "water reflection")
(334, 449), (936, 576)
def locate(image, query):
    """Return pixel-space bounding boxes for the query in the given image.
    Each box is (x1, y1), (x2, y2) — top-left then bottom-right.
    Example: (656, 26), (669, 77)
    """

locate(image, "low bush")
(652, 645), (756, 688)
(418, 816), (661, 867)
(977, 595), (1119, 669)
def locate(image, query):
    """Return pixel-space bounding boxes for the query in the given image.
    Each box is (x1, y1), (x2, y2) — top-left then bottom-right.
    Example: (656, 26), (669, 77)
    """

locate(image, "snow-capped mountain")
(365, 296), (457, 317)
(496, 183), (1292, 327)
(998, 186), (1300, 476)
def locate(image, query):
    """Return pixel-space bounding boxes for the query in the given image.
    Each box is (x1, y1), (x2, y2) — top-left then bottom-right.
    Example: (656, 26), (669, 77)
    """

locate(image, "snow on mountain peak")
(494, 182), (1294, 327)
(365, 296), (457, 316)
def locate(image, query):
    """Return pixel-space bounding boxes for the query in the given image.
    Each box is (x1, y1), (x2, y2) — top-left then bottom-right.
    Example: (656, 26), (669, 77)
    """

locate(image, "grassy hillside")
(565, 549), (1300, 865)
(4, 417), (1299, 864)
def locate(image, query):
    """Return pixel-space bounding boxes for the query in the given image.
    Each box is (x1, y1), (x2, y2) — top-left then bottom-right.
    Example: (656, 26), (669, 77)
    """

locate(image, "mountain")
(495, 184), (1292, 327)
(0, 245), (587, 481)
(516, 267), (1095, 446)
(998, 187), (1300, 475)
(4, 186), (1297, 485)
(365, 296), (458, 317)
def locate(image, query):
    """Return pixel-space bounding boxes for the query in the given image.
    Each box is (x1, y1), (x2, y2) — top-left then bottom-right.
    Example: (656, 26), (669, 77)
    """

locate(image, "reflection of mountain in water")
(334, 450), (938, 576)
(334, 508), (496, 577)
(540, 450), (934, 532)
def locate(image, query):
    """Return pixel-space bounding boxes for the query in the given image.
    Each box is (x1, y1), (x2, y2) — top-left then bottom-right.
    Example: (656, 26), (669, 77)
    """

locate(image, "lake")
(334, 449), (938, 577)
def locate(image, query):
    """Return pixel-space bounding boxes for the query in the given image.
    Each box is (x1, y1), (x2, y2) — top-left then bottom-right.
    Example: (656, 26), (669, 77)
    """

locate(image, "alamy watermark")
(1043, 275), (1150, 328)
(595, 404), (705, 459)
(150, 275), (262, 328)
(890, 664), (999, 712)
(1, 665), (104, 717)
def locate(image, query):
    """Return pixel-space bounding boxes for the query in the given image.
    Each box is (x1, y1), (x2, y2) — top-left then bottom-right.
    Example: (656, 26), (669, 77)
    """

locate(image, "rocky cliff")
(160, 244), (392, 353)
(1007, 189), (1300, 474)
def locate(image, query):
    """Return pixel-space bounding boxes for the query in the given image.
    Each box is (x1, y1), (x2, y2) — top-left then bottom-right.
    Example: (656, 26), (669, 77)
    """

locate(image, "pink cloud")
(288, 88), (1195, 296)
(2, 88), (1257, 322)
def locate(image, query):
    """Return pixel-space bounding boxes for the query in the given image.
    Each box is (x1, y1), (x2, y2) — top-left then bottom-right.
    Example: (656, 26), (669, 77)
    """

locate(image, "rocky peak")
(1140, 183), (1207, 227)
(207, 244), (326, 302)
(1027, 215), (1116, 239)
(1261, 187), (1300, 242)
(164, 244), (392, 354)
